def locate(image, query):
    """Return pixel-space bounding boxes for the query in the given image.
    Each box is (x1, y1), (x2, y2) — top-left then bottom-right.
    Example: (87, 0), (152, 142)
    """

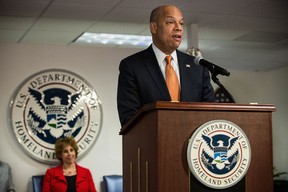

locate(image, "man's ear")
(150, 22), (157, 34)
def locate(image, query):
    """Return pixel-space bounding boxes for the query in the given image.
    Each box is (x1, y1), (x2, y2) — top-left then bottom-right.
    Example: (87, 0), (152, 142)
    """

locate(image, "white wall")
(0, 44), (287, 192)
(215, 68), (288, 178)
(0, 44), (138, 192)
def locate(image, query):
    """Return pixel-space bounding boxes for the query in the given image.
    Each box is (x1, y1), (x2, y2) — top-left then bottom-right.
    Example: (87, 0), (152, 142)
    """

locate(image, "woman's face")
(61, 145), (76, 164)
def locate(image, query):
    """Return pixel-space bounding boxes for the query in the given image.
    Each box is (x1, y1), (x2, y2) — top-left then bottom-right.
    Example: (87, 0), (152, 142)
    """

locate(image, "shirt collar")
(152, 43), (177, 63)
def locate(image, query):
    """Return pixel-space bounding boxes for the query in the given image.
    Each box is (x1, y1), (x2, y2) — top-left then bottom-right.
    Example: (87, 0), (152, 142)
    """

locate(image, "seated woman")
(42, 137), (97, 192)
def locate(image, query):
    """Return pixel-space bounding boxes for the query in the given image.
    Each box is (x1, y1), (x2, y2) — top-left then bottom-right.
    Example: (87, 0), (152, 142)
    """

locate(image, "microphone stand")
(211, 73), (236, 103)
(186, 47), (235, 103)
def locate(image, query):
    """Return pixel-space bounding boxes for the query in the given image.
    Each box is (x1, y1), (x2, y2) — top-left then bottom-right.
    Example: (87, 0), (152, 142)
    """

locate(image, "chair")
(103, 175), (123, 192)
(32, 175), (44, 192)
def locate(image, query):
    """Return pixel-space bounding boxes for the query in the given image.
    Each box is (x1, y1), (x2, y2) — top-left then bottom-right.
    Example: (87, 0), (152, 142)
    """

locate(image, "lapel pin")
(186, 64), (190, 68)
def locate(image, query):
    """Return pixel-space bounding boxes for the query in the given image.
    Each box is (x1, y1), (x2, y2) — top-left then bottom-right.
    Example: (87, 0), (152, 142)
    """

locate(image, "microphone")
(194, 56), (230, 76)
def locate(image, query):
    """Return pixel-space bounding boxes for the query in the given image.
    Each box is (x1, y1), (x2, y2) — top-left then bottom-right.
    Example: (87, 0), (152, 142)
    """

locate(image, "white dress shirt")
(151, 44), (181, 85)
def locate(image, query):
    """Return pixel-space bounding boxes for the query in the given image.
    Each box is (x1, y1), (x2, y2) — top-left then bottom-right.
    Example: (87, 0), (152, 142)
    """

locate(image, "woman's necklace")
(62, 164), (77, 176)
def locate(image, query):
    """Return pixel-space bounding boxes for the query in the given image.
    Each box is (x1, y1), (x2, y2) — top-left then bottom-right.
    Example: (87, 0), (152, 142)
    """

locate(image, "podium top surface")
(119, 101), (276, 135)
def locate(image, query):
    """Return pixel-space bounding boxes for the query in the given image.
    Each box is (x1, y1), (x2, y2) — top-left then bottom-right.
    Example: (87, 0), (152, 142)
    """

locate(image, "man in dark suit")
(117, 5), (215, 126)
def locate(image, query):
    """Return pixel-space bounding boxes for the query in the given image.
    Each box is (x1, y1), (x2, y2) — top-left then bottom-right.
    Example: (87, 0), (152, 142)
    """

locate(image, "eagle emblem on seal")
(201, 134), (239, 174)
(26, 87), (85, 144)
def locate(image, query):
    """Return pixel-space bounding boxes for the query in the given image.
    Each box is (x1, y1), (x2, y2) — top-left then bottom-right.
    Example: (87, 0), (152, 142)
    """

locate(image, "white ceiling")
(1, 0), (288, 72)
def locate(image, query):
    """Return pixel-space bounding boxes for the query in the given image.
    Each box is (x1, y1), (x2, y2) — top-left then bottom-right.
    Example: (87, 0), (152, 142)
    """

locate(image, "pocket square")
(186, 64), (190, 68)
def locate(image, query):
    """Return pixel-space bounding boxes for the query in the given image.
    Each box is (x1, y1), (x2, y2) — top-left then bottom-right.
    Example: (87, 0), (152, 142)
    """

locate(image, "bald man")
(117, 5), (215, 126)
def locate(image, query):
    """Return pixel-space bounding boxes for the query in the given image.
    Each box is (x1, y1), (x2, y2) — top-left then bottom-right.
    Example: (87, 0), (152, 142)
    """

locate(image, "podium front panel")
(121, 102), (274, 192)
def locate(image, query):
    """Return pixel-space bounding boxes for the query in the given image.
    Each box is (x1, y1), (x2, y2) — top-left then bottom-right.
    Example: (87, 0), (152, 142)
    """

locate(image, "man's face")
(150, 6), (184, 55)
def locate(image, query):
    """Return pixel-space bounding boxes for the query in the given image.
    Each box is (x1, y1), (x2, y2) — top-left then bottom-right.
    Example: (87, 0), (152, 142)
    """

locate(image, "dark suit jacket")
(42, 164), (97, 192)
(117, 45), (215, 126)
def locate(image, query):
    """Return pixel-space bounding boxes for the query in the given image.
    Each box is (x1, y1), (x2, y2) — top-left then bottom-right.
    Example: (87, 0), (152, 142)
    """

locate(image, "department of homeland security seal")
(187, 120), (251, 189)
(9, 69), (102, 164)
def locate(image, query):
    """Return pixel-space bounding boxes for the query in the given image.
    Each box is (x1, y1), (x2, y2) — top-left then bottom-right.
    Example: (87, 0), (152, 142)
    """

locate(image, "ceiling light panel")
(74, 32), (152, 47)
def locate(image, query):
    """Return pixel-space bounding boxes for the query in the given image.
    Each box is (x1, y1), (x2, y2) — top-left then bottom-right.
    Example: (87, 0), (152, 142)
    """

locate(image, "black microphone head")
(194, 56), (230, 76)
(194, 56), (203, 65)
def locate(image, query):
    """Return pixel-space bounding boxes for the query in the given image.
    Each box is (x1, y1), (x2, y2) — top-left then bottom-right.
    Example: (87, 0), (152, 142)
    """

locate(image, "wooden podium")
(120, 101), (276, 192)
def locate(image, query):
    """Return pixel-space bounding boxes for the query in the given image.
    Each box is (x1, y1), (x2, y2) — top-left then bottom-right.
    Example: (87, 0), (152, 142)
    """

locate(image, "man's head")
(150, 5), (184, 55)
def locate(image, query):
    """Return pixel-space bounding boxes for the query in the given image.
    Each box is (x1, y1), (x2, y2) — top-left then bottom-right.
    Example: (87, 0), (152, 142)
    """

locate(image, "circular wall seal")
(9, 69), (102, 164)
(187, 120), (251, 189)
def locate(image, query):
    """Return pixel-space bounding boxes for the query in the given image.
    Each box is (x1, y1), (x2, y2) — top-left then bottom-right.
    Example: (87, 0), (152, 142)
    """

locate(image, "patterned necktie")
(165, 55), (180, 101)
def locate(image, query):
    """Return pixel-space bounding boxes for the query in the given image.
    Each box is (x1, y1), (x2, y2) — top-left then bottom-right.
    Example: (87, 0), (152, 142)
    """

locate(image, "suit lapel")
(177, 50), (191, 100)
(75, 164), (86, 184)
(143, 46), (171, 100)
(54, 165), (66, 183)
